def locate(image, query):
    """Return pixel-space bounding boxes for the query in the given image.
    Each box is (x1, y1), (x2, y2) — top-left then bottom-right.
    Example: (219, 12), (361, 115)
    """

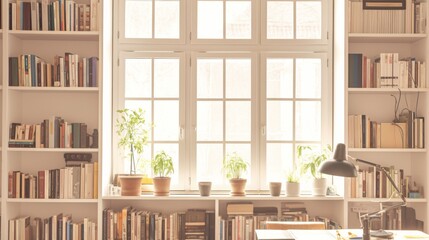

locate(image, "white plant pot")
(312, 178), (327, 196)
(285, 182), (300, 197)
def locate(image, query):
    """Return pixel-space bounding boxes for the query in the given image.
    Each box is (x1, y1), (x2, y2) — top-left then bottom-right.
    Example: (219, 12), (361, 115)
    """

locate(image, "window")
(114, 0), (332, 191)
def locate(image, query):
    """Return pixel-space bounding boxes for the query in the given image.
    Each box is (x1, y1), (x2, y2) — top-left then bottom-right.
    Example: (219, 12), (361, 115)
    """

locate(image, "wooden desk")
(255, 229), (429, 240)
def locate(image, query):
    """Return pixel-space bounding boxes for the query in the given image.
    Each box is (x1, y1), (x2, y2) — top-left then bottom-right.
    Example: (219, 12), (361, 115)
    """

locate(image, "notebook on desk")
(255, 230), (295, 240)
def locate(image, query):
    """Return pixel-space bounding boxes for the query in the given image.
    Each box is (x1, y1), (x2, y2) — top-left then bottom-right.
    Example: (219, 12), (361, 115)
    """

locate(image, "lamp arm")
(354, 158), (407, 220)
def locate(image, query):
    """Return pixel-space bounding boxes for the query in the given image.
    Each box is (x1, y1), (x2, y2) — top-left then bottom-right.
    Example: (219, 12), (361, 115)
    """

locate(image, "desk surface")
(255, 229), (429, 240)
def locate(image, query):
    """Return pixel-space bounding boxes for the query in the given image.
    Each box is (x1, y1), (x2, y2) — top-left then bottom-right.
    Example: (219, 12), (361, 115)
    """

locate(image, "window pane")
(125, 59), (152, 98)
(226, 101), (251, 141)
(197, 144), (223, 183)
(125, 0), (152, 38)
(197, 59), (223, 98)
(296, 1), (322, 39)
(226, 144), (251, 180)
(296, 58), (321, 98)
(197, 101), (223, 141)
(124, 100), (152, 141)
(198, 1), (223, 39)
(154, 0), (180, 38)
(226, 59), (251, 99)
(295, 101), (321, 141)
(154, 101), (179, 141)
(266, 58), (293, 98)
(154, 59), (180, 98)
(266, 143), (293, 182)
(267, 1), (293, 39)
(154, 144), (179, 184)
(267, 101), (293, 141)
(226, 1), (252, 39)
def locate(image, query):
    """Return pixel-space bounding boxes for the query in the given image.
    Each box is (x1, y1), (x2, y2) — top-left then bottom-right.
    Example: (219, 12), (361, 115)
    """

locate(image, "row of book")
(219, 202), (341, 240)
(9, 215), (96, 240)
(8, 162), (98, 199)
(9, 0), (98, 31)
(349, 165), (422, 199)
(347, 113), (425, 149)
(102, 207), (215, 240)
(9, 54), (98, 88)
(348, 0), (426, 33)
(348, 53), (426, 89)
(9, 117), (94, 149)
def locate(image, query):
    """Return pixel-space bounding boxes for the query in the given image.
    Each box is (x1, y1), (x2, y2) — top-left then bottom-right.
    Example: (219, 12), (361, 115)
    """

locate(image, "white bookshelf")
(0, 0), (109, 239)
(344, 0), (429, 232)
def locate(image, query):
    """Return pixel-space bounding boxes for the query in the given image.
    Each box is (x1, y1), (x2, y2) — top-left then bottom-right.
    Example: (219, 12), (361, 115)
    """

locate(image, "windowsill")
(102, 194), (344, 200)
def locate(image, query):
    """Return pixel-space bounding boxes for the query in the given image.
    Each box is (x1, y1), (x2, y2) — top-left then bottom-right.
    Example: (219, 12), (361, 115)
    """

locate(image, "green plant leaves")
(152, 151), (174, 177)
(222, 152), (249, 179)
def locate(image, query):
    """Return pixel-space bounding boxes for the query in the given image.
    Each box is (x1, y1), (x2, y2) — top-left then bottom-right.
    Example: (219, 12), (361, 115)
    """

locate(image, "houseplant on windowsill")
(299, 144), (332, 196)
(285, 169), (300, 197)
(151, 150), (174, 196)
(223, 152), (249, 196)
(116, 108), (149, 196)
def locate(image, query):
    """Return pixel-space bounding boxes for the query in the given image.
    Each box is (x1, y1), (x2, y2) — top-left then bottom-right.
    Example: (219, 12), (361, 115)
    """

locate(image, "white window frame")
(114, 51), (188, 190)
(190, 0), (258, 44)
(259, 52), (332, 190)
(114, 0), (333, 192)
(118, 0), (186, 44)
(189, 52), (259, 190)
(261, 0), (329, 45)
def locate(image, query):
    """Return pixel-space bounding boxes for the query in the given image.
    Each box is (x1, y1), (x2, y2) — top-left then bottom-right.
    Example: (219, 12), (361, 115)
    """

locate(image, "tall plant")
(298, 144), (332, 179)
(116, 108), (149, 175)
(222, 152), (249, 179)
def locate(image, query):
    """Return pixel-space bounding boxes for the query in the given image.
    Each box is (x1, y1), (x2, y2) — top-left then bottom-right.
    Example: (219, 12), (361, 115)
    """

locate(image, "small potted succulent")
(285, 169), (300, 197)
(222, 152), (249, 196)
(116, 108), (149, 196)
(151, 151), (174, 196)
(299, 144), (332, 196)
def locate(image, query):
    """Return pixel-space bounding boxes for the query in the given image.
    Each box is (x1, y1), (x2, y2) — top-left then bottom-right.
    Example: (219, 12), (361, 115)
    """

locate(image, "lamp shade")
(318, 143), (357, 177)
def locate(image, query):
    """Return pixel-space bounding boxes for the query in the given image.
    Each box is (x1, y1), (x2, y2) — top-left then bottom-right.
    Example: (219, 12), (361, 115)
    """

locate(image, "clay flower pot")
(153, 177), (172, 196)
(229, 178), (247, 196)
(119, 175), (143, 196)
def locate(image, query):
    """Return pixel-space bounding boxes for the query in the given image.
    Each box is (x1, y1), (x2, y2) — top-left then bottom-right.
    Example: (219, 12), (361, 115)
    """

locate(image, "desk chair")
(265, 221), (326, 230)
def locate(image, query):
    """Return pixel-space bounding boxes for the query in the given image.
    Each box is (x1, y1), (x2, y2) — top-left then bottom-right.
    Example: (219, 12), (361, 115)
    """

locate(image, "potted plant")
(151, 150), (174, 196)
(299, 144), (332, 196)
(116, 108), (149, 196)
(223, 152), (249, 196)
(285, 169), (300, 197)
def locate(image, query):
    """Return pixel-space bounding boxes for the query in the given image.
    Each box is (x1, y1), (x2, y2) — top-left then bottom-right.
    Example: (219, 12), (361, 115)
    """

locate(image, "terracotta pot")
(153, 177), (171, 196)
(119, 175), (143, 196)
(229, 178), (247, 196)
(269, 182), (282, 196)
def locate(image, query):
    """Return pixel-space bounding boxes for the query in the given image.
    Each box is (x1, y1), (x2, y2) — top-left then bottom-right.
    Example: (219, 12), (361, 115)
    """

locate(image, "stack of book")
(8, 0), (98, 31)
(9, 215), (96, 240)
(280, 202), (309, 221)
(9, 116), (94, 149)
(9, 54), (98, 88)
(8, 162), (98, 199)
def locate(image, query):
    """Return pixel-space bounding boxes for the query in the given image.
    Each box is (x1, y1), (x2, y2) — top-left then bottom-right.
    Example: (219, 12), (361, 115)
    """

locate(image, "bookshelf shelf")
(348, 148), (426, 153)
(8, 30), (99, 41)
(8, 87), (99, 92)
(7, 148), (99, 153)
(347, 198), (426, 203)
(348, 33), (427, 43)
(7, 199), (98, 203)
(348, 88), (429, 94)
(103, 195), (344, 201)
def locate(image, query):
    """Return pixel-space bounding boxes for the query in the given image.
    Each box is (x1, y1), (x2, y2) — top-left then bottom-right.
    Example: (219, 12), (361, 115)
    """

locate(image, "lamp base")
(370, 230), (394, 239)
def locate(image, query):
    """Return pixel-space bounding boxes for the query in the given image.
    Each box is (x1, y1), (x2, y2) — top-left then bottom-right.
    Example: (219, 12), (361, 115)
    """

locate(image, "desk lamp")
(318, 143), (407, 240)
